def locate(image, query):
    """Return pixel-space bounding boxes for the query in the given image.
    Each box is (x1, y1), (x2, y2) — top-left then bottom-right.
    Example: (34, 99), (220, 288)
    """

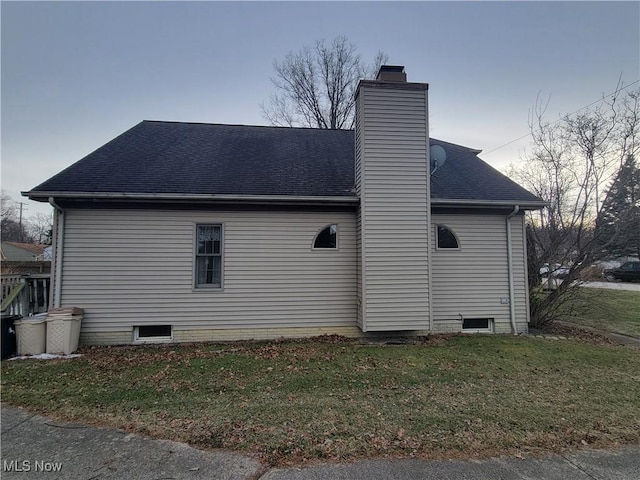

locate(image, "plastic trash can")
(46, 313), (82, 355)
(1, 315), (19, 359)
(14, 315), (47, 356)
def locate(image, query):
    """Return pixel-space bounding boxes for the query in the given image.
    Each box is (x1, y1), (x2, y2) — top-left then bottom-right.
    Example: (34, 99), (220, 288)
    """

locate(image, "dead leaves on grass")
(545, 324), (615, 345)
(7, 334), (639, 467)
(79, 335), (351, 369)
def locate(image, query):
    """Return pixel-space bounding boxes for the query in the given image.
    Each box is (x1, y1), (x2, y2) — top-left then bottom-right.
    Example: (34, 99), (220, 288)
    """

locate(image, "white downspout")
(49, 197), (64, 308)
(506, 205), (520, 334)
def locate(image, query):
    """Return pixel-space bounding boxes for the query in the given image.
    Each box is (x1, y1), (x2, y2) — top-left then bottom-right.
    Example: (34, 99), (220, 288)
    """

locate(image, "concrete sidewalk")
(581, 281), (640, 292)
(2, 405), (639, 479)
(555, 320), (640, 347)
(0, 406), (263, 479)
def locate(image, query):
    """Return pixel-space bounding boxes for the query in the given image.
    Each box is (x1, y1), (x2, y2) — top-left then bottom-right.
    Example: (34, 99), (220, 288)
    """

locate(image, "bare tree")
(27, 211), (54, 245)
(1, 191), (17, 221)
(508, 84), (640, 327)
(1, 191), (28, 242)
(262, 36), (387, 129)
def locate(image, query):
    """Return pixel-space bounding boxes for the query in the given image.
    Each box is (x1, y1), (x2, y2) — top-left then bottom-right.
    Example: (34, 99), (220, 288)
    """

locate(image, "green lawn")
(559, 288), (640, 338)
(2, 335), (639, 466)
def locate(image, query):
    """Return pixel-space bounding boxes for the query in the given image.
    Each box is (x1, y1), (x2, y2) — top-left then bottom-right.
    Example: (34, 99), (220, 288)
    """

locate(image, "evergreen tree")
(596, 155), (640, 258)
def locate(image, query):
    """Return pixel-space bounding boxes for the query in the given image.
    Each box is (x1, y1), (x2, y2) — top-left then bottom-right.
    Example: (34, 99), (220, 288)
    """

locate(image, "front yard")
(2, 335), (639, 466)
(560, 288), (640, 338)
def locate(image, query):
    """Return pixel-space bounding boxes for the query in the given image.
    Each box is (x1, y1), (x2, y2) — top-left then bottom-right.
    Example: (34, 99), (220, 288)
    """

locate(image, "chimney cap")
(378, 65), (405, 74)
(376, 65), (407, 82)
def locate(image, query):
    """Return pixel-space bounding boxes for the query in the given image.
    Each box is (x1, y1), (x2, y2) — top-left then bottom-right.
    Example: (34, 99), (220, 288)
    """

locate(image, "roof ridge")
(430, 137), (482, 154)
(140, 121), (480, 152)
(141, 120), (354, 133)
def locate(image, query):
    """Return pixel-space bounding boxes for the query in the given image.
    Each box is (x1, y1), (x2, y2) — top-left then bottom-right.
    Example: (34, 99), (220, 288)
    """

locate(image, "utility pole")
(18, 202), (27, 242)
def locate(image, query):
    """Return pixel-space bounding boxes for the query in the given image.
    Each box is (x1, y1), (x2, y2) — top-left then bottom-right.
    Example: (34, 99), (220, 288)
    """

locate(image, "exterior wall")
(355, 92), (364, 329)
(355, 206), (363, 329)
(60, 208), (358, 345)
(80, 326), (364, 345)
(356, 84), (431, 331)
(50, 208), (63, 309)
(430, 213), (529, 334)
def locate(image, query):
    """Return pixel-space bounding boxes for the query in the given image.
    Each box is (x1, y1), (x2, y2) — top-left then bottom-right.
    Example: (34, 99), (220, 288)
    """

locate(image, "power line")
(483, 79), (640, 156)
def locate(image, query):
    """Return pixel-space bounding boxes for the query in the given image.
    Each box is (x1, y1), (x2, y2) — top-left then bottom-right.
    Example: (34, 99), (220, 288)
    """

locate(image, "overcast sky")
(2, 1), (639, 218)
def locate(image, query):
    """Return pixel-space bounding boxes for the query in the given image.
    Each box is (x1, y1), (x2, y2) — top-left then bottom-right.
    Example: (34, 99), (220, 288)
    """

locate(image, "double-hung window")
(195, 224), (222, 288)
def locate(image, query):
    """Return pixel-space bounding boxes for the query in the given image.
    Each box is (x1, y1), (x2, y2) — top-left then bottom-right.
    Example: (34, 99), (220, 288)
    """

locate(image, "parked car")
(604, 261), (640, 282)
(539, 263), (570, 279)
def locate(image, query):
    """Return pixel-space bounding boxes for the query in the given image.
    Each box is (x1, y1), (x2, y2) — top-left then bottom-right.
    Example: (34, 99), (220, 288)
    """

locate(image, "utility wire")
(483, 79), (640, 156)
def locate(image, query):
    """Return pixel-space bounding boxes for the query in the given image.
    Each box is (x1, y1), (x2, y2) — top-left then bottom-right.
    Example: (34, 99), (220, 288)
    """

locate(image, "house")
(23, 66), (545, 345)
(1, 242), (51, 275)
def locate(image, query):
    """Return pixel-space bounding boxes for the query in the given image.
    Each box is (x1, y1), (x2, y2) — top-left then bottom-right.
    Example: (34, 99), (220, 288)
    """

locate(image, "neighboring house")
(24, 66), (545, 345)
(1, 242), (51, 275)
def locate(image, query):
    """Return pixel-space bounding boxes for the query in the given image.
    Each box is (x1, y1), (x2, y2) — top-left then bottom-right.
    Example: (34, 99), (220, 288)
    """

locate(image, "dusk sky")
(2, 1), (639, 218)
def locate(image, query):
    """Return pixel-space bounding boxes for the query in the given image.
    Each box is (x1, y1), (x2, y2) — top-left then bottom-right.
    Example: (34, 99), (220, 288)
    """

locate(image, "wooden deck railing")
(1, 274), (51, 317)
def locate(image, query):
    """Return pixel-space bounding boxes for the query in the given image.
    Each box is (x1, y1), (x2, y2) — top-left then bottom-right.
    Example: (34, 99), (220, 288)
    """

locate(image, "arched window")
(436, 225), (459, 249)
(313, 224), (337, 249)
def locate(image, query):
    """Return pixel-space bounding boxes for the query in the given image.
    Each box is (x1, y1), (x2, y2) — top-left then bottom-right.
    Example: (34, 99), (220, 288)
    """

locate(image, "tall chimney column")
(354, 66), (431, 332)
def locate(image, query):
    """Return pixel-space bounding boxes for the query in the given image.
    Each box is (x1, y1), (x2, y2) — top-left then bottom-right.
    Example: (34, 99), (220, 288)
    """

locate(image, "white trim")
(425, 88), (433, 332)
(25, 191), (360, 206)
(432, 198), (547, 209)
(357, 91), (368, 333)
(49, 199), (65, 308)
(522, 218), (531, 326)
(49, 208), (59, 309)
(26, 194), (545, 209)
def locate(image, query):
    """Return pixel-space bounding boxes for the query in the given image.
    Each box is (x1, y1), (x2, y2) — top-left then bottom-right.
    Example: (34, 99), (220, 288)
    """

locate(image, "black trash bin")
(1, 315), (20, 360)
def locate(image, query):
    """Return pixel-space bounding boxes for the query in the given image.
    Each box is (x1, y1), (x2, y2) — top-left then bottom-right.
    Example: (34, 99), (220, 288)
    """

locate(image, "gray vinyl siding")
(59, 209), (357, 337)
(357, 86), (430, 331)
(511, 215), (529, 331)
(355, 207), (363, 329)
(354, 91), (363, 198)
(50, 208), (63, 309)
(355, 91), (364, 329)
(431, 214), (528, 333)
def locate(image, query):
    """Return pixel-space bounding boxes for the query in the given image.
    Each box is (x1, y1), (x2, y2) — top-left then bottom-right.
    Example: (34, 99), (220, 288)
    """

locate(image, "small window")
(462, 318), (493, 333)
(135, 325), (173, 342)
(314, 224), (337, 249)
(437, 225), (459, 249)
(195, 224), (223, 288)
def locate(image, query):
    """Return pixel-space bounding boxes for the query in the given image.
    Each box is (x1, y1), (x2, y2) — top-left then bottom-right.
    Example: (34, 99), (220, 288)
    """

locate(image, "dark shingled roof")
(28, 120), (542, 205)
(429, 139), (541, 203)
(31, 121), (355, 198)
